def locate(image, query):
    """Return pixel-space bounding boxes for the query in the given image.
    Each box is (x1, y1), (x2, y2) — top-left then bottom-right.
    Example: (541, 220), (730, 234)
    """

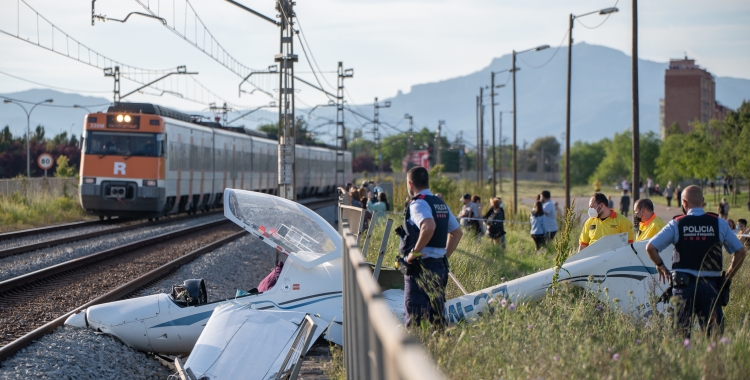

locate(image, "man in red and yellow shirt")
(634, 198), (666, 241)
(579, 193), (634, 251)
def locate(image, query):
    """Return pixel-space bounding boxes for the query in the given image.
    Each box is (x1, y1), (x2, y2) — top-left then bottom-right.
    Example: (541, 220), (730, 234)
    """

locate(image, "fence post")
(360, 211), (378, 258)
(373, 218), (393, 281)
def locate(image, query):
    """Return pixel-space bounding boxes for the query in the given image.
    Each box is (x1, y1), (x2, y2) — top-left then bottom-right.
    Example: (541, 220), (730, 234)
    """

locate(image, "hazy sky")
(1, 0), (749, 126)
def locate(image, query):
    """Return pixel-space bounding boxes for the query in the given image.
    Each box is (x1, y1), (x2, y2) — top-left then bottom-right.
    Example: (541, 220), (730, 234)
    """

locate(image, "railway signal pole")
(335, 62), (353, 189)
(436, 120), (445, 167)
(404, 114), (414, 169)
(275, 0), (298, 201)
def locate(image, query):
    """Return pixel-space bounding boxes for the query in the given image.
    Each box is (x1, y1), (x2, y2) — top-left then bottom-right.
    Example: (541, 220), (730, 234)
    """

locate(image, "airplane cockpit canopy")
(225, 189), (339, 258)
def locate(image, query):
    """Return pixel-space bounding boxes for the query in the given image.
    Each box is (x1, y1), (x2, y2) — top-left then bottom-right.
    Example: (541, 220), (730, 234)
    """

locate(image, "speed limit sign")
(38, 153), (53, 176)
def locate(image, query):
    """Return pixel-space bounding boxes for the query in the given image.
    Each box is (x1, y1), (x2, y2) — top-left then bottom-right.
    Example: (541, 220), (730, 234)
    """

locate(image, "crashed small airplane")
(65, 189), (674, 379)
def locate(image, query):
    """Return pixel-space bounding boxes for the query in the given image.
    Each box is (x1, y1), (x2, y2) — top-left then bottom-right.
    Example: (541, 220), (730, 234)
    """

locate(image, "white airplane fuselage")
(66, 257), (342, 354)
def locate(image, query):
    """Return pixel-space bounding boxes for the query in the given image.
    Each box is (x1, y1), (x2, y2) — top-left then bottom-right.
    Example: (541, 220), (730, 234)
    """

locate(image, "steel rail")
(0, 229), (247, 362)
(0, 210), (223, 259)
(0, 219), (115, 241)
(0, 219), (229, 294)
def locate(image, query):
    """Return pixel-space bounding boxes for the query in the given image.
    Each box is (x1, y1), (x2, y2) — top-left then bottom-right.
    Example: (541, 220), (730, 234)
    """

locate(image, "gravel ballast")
(0, 214), (224, 282)
(0, 207), (335, 379)
(0, 219), (143, 251)
(0, 326), (169, 380)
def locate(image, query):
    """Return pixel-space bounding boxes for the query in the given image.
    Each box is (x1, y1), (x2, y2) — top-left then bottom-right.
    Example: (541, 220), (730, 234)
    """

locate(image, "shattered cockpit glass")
(226, 189), (337, 256)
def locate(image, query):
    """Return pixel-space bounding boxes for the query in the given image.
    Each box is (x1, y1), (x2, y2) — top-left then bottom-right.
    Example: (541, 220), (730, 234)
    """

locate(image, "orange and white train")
(78, 103), (352, 220)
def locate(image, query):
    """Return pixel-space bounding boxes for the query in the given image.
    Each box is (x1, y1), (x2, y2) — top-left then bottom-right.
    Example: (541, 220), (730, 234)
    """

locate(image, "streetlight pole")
(374, 98), (391, 175)
(475, 96), (480, 184)
(3, 98), (53, 177)
(564, 6), (619, 212)
(489, 71), (508, 197)
(511, 45), (549, 215)
(632, 0), (640, 207)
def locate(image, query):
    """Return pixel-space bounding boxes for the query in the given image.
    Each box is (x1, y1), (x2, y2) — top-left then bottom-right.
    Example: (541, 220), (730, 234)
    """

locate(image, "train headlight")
(116, 115), (124, 122)
(83, 177), (96, 184)
(124, 115), (132, 122)
(142, 180), (157, 187)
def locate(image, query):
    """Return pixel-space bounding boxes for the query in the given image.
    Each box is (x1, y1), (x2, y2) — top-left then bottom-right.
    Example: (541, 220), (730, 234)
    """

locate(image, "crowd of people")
(339, 180), (391, 226)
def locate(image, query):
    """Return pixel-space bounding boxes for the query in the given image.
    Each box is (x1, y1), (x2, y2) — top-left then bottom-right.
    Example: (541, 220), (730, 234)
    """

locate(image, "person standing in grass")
(483, 197), (506, 247)
(458, 193), (481, 235)
(646, 185), (746, 337)
(633, 198), (666, 241)
(541, 190), (558, 242)
(530, 201), (547, 250)
(665, 181), (674, 209)
(620, 189), (631, 217)
(579, 192), (634, 251)
(400, 166), (463, 327)
(593, 178), (601, 192)
(719, 197), (730, 219)
(366, 191), (389, 225)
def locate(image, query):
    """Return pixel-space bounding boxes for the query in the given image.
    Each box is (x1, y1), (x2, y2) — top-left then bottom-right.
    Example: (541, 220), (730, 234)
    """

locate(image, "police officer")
(399, 166), (462, 327)
(646, 185), (746, 337)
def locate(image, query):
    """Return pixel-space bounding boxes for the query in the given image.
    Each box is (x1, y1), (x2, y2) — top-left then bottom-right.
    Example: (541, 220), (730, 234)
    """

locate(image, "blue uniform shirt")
(649, 207), (743, 277)
(408, 189), (460, 259)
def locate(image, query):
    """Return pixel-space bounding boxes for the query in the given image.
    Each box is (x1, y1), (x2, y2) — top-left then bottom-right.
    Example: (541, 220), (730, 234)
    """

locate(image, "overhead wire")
(0, 0), (256, 108)
(575, 0), (620, 29)
(517, 29), (568, 69)
(0, 69), (112, 94)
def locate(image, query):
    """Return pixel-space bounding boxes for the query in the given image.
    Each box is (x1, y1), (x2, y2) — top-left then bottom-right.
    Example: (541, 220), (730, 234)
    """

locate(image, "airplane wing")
(180, 301), (323, 380)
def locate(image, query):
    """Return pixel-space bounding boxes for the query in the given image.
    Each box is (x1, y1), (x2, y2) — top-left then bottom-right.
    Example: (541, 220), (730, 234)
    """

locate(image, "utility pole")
(512, 50), (518, 215)
(436, 120), (444, 167)
(275, 0), (297, 201)
(479, 87), (485, 186)
(374, 97), (390, 175)
(104, 66), (121, 104)
(335, 62), (353, 188)
(458, 131), (465, 179)
(565, 13), (573, 213)
(498, 111), (503, 193)
(475, 96), (480, 184)
(632, 0), (641, 207)
(405, 114), (414, 169)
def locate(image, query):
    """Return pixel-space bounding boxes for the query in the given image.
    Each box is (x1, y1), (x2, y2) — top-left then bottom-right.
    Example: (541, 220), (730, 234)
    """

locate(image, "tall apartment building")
(661, 57), (716, 136)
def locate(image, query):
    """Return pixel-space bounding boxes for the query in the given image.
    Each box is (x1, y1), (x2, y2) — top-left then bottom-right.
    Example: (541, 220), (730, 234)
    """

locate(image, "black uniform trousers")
(672, 274), (724, 337)
(404, 258), (449, 328)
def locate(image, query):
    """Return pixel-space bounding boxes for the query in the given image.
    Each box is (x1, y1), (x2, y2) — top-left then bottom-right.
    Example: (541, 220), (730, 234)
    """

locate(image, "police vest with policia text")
(673, 213), (723, 273)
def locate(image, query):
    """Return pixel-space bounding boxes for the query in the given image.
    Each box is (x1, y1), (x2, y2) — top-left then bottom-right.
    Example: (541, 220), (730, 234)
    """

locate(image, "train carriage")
(79, 103), (351, 220)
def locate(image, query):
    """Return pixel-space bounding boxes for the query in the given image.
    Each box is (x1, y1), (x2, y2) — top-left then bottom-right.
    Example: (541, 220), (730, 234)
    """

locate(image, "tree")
(526, 136), (560, 172)
(54, 155), (77, 177)
(352, 154), (375, 173)
(591, 130), (661, 184)
(256, 117), (321, 145)
(561, 139), (607, 185)
(33, 125), (45, 142)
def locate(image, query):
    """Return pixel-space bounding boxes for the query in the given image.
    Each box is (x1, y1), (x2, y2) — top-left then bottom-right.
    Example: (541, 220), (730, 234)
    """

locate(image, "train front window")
(86, 131), (163, 157)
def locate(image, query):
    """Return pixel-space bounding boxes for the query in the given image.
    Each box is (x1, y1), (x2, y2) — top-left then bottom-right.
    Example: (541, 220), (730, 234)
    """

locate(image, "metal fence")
(340, 205), (446, 380)
(0, 178), (78, 199)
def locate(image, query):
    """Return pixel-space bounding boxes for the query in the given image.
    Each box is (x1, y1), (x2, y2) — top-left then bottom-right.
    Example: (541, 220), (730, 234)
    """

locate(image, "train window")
(86, 131), (161, 157)
(169, 143), (178, 169)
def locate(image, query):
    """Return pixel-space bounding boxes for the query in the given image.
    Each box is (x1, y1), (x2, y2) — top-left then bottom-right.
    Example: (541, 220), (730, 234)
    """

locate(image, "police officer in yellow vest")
(633, 198), (666, 241)
(646, 185), (746, 336)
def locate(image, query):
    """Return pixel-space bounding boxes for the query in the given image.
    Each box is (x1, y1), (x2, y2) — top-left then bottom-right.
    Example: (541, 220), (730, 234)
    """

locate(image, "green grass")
(341, 175), (750, 379)
(0, 192), (90, 232)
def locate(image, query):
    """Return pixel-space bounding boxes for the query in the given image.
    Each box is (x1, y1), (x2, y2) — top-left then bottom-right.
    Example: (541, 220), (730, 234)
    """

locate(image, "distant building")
(663, 57), (724, 135)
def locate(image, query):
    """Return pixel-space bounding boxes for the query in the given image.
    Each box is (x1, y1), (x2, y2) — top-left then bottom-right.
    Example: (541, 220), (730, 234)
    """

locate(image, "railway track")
(0, 219), (119, 242)
(0, 210), (222, 259)
(0, 195), (336, 364)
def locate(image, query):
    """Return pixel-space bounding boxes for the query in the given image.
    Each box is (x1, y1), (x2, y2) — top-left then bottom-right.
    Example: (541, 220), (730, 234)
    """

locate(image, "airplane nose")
(65, 310), (88, 328)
